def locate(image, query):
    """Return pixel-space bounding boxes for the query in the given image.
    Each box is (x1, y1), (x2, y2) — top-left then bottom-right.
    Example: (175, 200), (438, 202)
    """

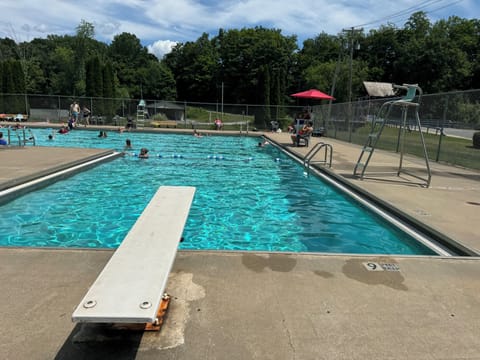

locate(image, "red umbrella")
(291, 89), (335, 100)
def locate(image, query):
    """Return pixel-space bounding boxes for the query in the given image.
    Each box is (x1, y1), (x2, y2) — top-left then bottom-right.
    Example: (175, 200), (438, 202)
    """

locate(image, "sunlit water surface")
(0, 128), (436, 255)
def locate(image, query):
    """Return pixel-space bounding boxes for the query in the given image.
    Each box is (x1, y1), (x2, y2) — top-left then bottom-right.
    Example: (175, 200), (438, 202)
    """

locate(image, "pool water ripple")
(0, 128), (436, 255)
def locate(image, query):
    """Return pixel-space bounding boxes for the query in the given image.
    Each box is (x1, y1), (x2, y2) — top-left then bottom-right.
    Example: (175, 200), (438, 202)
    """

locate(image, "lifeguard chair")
(136, 99), (147, 128)
(353, 84), (432, 187)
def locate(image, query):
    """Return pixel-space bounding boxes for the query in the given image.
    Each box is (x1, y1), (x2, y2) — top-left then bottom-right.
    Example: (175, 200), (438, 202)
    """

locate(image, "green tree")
(300, 33), (340, 64)
(102, 61), (115, 116)
(359, 24), (400, 83)
(73, 20), (96, 95)
(0, 38), (19, 61)
(141, 60), (176, 100)
(27, 38), (57, 94)
(393, 12), (432, 89)
(215, 27), (297, 105)
(425, 17), (477, 91)
(2, 60), (25, 112)
(108, 32), (155, 98)
(164, 33), (219, 102)
(0, 62), (4, 111)
(85, 56), (103, 97)
(85, 55), (103, 114)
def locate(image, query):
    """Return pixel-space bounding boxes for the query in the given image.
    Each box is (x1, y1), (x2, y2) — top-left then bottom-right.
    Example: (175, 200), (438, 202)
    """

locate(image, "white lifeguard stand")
(137, 99), (146, 128)
(353, 83), (431, 187)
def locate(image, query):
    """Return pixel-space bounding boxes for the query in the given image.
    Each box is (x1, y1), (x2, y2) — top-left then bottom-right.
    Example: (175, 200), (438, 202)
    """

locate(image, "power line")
(352, 0), (464, 29)
(426, 0), (465, 16)
(353, 0), (443, 27)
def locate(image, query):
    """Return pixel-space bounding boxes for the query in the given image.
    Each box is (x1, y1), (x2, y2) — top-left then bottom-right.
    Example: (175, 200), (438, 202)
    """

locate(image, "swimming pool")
(0, 127), (439, 255)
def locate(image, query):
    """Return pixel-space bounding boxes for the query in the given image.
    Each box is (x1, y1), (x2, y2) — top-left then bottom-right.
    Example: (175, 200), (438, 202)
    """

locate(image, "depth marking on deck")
(363, 262), (400, 272)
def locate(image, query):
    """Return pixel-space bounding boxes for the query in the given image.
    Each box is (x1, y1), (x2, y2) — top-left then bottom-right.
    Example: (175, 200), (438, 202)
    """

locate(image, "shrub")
(152, 113), (168, 121)
(473, 132), (480, 149)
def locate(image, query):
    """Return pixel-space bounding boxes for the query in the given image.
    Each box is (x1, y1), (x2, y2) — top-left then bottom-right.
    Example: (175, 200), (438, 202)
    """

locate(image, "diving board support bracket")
(72, 185), (196, 330)
(111, 293), (171, 331)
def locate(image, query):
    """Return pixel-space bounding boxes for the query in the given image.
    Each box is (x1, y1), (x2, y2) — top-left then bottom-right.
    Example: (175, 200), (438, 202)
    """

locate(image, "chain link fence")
(312, 89), (480, 170)
(1, 90), (479, 169)
(0, 93), (305, 130)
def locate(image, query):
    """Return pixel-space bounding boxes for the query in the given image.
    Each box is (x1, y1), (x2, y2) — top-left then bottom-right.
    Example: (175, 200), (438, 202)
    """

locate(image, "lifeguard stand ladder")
(136, 99), (146, 128)
(353, 84), (431, 187)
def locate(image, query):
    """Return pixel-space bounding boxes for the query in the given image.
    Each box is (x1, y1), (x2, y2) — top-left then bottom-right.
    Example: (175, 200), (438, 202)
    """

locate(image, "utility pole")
(342, 26), (363, 142)
(221, 81), (224, 120)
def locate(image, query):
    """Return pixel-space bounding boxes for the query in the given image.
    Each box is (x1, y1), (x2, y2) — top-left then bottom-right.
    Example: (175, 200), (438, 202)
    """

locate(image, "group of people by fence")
(69, 101), (91, 127)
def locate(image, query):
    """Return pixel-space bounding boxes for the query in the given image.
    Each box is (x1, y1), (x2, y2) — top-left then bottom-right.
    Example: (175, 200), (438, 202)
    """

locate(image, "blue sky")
(0, 0), (476, 59)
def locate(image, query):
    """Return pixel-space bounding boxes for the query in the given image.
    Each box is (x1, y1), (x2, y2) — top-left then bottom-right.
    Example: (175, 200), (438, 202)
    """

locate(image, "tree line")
(1, 12), (479, 113)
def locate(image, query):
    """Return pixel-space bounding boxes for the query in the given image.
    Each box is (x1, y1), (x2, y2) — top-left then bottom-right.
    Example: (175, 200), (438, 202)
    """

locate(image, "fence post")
(184, 101), (187, 128)
(57, 95), (61, 122)
(436, 96), (449, 162)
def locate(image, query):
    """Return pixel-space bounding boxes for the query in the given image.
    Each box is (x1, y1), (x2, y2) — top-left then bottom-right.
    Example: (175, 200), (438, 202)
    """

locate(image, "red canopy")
(291, 89), (335, 100)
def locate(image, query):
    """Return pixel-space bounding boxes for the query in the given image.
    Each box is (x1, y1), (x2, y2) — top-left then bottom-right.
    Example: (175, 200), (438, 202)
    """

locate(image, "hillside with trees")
(1, 12), (479, 108)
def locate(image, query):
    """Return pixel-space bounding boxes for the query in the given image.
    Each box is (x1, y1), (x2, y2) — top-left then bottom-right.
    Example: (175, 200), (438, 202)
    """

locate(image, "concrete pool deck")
(0, 128), (479, 359)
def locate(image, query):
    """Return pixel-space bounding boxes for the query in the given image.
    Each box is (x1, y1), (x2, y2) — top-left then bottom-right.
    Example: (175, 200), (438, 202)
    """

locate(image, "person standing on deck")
(70, 101), (80, 126)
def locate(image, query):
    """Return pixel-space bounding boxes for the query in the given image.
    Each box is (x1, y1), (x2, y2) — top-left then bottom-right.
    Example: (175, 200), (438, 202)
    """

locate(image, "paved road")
(443, 127), (476, 139)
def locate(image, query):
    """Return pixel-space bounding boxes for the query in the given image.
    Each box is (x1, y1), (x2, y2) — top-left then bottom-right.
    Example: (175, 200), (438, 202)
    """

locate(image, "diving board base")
(111, 294), (171, 332)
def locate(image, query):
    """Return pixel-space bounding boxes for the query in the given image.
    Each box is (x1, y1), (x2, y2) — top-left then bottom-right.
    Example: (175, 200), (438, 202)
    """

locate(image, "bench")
(72, 186), (196, 325)
(150, 120), (177, 128)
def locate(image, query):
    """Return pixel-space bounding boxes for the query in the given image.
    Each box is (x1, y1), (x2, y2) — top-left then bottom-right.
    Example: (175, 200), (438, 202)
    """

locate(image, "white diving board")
(72, 185), (196, 324)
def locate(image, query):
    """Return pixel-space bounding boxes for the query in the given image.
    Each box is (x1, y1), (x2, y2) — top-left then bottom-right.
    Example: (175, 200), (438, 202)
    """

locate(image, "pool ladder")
(6, 127), (36, 146)
(303, 142), (333, 170)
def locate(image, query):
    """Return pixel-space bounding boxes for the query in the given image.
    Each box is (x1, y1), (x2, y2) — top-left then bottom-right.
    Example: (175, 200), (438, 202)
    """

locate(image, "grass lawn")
(347, 125), (480, 170)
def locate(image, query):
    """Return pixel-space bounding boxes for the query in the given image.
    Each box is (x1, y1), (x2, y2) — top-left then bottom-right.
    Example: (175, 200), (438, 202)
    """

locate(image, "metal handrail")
(5, 126), (36, 146)
(304, 142), (333, 169)
(7, 127), (22, 146)
(22, 128), (36, 146)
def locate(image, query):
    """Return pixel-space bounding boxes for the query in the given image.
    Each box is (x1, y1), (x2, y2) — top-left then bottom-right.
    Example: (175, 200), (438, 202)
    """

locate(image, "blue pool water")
(0, 128), (436, 255)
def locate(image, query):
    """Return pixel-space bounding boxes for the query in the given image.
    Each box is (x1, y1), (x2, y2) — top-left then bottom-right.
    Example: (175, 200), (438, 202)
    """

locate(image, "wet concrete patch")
(342, 258), (408, 291)
(241, 253), (297, 273)
(313, 270), (334, 278)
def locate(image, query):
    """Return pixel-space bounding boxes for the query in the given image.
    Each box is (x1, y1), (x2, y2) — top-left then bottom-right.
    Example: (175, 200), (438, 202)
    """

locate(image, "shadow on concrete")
(55, 323), (143, 360)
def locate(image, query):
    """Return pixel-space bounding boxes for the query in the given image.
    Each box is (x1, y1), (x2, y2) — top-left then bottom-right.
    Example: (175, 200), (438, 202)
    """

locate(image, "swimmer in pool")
(139, 147), (149, 159)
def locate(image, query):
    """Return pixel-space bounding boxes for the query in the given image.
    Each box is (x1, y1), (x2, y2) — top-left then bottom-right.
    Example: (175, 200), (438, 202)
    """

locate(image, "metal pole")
(327, 47), (343, 129)
(347, 27), (354, 142)
(348, 28), (354, 105)
(221, 81), (224, 120)
(184, 101), (187, 128)
(58, 96), (61, 122)
(342, 27), (362, 142)
(436, 96), (449, 162)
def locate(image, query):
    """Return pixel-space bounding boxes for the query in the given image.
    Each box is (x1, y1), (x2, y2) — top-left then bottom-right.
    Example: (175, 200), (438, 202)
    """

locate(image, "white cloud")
(95, 21), (121, 37)
(147, 40), (178, 59)
(33, 24), (49, 33)
(0, 0), (475, 46)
